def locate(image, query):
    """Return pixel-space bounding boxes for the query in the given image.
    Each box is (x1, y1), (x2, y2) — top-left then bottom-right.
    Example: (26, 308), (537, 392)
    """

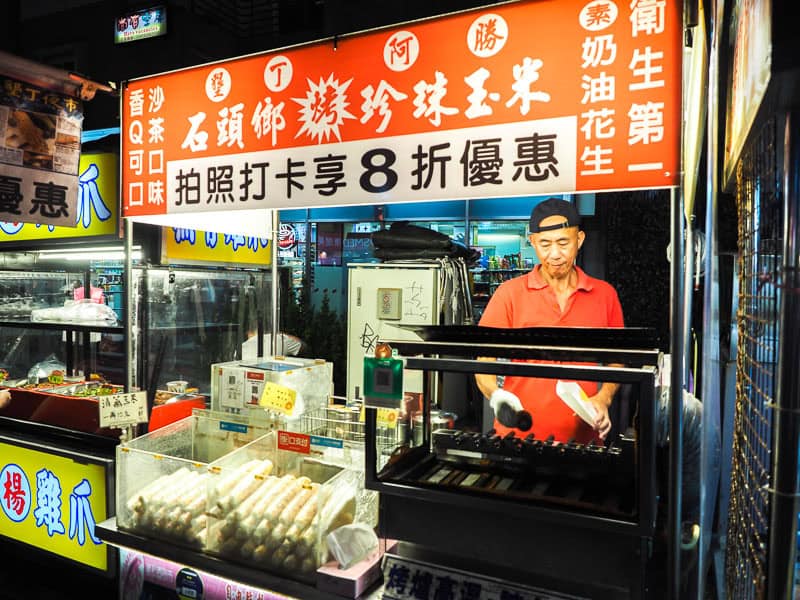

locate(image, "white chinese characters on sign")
(360, 81), (408, 134)
(578, 8), (618, 177)
(578, 0), (669, 177)
(251, 97), (286, 147)
(127, 84), (169, 207)
(464, 67), (501, 120)
(148, 86), (165, 112)
(217, 103), (246, 149)
(123, 0), (678, 214)
(181, 112), (209, 153)
(505, 57), (552, 116)
(412, 71), (459, 127)
(630, 0), (666, 36)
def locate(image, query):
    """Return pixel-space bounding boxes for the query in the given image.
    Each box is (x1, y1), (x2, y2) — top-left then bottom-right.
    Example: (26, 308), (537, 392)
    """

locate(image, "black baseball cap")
(529, 198), (581, 233)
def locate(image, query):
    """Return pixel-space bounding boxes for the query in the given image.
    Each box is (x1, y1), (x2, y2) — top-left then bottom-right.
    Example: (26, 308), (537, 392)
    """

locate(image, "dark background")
(0, 0), (502, 131)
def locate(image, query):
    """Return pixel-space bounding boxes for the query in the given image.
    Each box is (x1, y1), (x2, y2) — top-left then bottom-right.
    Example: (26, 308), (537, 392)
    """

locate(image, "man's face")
(529, 215), (585, 280)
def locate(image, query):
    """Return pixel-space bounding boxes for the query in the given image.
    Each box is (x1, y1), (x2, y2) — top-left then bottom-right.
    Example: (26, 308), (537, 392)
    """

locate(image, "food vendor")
(475, 197), (707, 545)
(474, 198), (622, 443)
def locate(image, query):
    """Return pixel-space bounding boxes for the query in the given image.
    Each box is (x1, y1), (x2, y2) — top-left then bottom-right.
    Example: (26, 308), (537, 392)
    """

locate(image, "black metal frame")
(766, 110), (800, 599)
(365, 335), (660, 598)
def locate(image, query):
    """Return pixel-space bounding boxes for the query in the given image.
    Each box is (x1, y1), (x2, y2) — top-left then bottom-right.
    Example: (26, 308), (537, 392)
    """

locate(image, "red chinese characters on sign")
(2, 465), (30, 521)
(122, 0), (680, 217)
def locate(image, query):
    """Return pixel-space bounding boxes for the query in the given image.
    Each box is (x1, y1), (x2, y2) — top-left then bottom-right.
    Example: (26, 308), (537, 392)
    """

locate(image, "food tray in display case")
(205, 432), (363, 583)
(116, 409), (275, 548)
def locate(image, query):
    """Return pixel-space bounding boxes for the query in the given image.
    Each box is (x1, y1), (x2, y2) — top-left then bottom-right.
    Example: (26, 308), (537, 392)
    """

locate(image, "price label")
(98, 390), (147, 428)
(359, 406), (399, 429)
(259, 382), (296, 415)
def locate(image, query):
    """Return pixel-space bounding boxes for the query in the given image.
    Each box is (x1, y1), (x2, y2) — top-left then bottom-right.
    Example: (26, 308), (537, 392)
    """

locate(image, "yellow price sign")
(259, 382), (296, 415)
(358, 405), (398, 429)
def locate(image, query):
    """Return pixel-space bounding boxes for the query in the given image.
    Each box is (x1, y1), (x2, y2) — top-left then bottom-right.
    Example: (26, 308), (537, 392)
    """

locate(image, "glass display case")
(134, 266), (274, 397)
(0, 268), (126, 436)
(363, 325), (661, 598)
(0, 268), (124, 376)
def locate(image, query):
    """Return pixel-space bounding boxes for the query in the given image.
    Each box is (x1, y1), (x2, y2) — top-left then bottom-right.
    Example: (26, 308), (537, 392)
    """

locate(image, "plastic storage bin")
(116, 409), (274, 548)
(210, 356), (333, 422)
(205, 432), (360, 582)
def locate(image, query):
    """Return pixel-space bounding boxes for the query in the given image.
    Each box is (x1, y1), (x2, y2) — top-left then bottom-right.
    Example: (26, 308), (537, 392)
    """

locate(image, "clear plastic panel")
(137, 266), (272, 394)
(116, 409), (276, 546)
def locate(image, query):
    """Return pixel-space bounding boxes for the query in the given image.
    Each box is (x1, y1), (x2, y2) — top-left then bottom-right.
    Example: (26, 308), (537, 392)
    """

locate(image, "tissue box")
(316, 538), (398, 598)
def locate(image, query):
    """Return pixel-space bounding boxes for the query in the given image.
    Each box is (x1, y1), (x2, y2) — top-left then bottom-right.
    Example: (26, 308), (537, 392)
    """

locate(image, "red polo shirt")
(479, 265), (624, 443)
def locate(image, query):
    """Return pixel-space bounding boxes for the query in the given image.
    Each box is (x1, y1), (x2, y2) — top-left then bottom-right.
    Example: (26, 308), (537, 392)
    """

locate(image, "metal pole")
(683, 218), (694, 384)
(270, 209), (280, 356)
(124, 216), (134, 393)
(698, 0), (725, 593)
(766, 111), (800, 600)
(669, 186), (686, 598)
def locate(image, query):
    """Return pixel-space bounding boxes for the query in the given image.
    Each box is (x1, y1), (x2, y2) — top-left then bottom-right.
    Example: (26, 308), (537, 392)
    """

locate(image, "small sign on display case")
(259, 381), (296, 415)
(99, 391), (147, 428)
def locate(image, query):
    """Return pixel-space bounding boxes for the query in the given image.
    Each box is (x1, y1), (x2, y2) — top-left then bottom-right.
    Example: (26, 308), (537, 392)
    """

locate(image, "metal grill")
(725, 116), (782, 598)
(300, 404), (403, 458)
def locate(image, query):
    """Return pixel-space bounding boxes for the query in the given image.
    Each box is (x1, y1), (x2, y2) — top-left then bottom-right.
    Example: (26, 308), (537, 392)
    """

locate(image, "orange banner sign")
(122, 0), (680, 218)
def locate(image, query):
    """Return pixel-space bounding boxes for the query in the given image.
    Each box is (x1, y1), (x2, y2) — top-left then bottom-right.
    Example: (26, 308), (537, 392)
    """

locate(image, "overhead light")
(36, 246), (142, 261)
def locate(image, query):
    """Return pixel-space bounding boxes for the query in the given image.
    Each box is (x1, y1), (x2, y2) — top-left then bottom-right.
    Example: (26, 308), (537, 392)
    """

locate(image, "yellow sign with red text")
(122, 0), (681, 217)
(0, 441), (108, 570)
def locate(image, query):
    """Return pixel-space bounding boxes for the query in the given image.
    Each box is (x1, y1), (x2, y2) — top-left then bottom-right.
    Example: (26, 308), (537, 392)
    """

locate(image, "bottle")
(496, 403), (533, 432)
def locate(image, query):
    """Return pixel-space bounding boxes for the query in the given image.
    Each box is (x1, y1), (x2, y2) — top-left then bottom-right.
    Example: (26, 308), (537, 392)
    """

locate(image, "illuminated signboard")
(163, 227), (272, 266)
(115, 6), (167, 44)
(0, 152), (118, 241)
(0, 440), (109, 570)
(0, 76), (83, 227)
(122, 0), (681, 219)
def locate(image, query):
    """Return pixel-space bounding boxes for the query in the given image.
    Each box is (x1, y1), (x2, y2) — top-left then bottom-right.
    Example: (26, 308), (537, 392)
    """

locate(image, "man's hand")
(490, 389), (532, 430)
(588, 396), (611, 440)
(489, 389), (523, 415)
(0, 390), (10, 410)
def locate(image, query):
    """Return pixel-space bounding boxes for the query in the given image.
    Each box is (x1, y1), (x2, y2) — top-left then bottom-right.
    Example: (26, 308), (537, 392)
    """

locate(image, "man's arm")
(586, 364), (623, 440)
(474, 357), (499, 398)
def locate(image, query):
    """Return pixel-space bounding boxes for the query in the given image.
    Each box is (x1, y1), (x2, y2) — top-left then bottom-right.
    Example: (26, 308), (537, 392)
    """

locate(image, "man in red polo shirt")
(476, 198), (623, 443)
